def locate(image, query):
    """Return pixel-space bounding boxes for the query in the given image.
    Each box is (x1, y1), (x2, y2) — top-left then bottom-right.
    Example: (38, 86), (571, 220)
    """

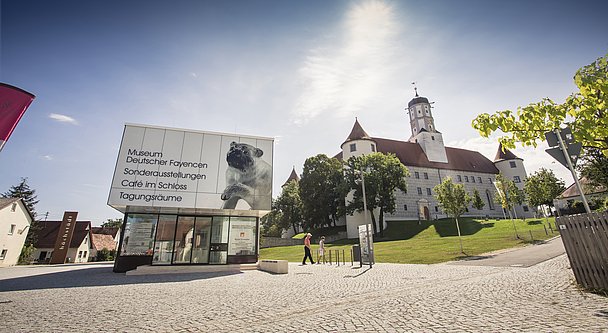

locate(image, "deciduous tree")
(343, 153), (409, 236)
(274, 180), (303, 235)
(299, 154), (345, 228)
(434, 177), (471, 253)
(524, 168), (565, 212)
(472, 53), (608, 155)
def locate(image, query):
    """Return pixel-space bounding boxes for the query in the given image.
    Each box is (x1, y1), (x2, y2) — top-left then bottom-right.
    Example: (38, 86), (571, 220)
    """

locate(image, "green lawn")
(260, 217), (558, 264)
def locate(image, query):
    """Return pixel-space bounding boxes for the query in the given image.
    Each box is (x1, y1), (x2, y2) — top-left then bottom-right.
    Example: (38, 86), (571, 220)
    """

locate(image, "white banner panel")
(108, 124), (273, 212)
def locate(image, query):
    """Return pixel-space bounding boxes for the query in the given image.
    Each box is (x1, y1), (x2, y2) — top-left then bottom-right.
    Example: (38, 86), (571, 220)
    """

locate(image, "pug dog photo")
(221, 141), (271, 210)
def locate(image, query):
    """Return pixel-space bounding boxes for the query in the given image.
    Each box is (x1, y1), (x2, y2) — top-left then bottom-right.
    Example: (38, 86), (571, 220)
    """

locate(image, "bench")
(258, 259), (288, 274)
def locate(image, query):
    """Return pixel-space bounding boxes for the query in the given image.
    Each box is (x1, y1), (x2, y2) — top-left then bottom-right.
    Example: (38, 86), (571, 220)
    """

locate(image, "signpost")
(544, 126), (590, 213)
(358, 224), (374, 267)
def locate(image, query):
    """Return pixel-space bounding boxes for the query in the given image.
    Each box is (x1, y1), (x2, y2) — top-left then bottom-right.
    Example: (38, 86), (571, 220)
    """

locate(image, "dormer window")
(350, 143), (356, 152)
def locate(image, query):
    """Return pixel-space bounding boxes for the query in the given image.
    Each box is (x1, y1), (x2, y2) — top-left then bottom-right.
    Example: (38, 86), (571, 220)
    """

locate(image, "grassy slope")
(260, 217), (558, 264)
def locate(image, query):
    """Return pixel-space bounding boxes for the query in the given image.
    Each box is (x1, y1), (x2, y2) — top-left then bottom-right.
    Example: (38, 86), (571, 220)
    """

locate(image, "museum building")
(108, 124), (273, 272)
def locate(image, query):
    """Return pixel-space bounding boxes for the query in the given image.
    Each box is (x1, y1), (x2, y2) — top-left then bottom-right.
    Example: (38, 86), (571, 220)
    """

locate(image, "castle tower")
(407, 91), (448, 163)
(493, 143), (533, 218)
(341, 118), (377, 160)
(282, 166), (299, 188)
(341, 119), (379, 238)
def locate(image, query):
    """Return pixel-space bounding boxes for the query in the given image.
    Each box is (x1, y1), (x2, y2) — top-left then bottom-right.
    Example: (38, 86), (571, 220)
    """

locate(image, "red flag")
(0, 83), (35, 151)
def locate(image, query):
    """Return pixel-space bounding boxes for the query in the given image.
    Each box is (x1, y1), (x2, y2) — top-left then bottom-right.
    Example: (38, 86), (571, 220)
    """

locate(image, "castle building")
(337, 92), (532, 238)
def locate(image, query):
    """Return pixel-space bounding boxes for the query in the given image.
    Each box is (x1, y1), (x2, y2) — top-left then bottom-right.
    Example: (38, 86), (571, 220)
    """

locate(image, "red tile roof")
(336, 137), (499, 174)
(91, 226), (119, 237)
(282, 167), (300, 187)
(560, 177), (607, 198)
(494, 143), (521, 162)
(91, 233), (116, 251)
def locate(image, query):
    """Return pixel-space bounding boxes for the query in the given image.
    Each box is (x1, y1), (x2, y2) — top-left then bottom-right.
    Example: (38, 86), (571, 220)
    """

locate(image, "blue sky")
(1, 0), (607, 224)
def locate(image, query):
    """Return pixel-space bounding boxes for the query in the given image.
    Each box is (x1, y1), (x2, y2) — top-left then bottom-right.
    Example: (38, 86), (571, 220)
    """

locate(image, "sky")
(1, 0), (607, 225)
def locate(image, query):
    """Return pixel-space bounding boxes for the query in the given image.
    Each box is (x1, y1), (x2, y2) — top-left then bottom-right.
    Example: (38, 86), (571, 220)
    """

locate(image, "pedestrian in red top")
(302, 233), (315, 265)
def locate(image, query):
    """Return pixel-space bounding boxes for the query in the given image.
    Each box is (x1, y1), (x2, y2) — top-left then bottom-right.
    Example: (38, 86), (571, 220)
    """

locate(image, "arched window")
(486, 190), (495, 210)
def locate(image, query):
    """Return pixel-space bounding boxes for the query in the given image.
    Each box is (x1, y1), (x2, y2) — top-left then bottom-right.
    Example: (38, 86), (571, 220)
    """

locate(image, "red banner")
(0, 83), (35, 150)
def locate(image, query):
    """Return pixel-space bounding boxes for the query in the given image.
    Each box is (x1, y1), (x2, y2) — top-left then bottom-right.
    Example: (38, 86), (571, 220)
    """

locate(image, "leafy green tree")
(299, 154), (345, 228)
(578, 148), (608, 191)
(274, 180), (303, 235)
(3, 177), (39, 246)
(471, 188), (485, 211)
(261, 200), (285, 237)
(434, 177), (471, 253)
(524, 168), (565, 214)
(472, 53), (608, 155)
(494, 173), (523, 238)
(343, 153), (409, 236)
(102, 218), (123, 228)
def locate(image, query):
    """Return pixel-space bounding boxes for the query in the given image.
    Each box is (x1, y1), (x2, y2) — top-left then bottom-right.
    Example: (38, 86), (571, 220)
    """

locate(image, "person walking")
(318, 236), (325, 264)
(302, 233), (315, 265)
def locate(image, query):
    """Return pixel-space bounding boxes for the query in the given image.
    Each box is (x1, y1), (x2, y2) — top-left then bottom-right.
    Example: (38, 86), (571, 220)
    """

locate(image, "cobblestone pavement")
(0, 255), (606, 332)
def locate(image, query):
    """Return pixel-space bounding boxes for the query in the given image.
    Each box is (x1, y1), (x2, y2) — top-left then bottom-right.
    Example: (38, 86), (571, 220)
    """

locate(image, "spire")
(344, 118), (371, 143)
(494, 143), (521, 162)
(282, 166), (300, 187)
(412, 81), (419, 97)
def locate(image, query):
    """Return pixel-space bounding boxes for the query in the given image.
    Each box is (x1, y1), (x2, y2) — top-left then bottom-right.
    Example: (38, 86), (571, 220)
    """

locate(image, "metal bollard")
(337, 250), (340, 266)
(543, 224), (548, 235)
(342, 249), (345, 266)
(350, 248), (353, 266)
(529, 230), (534, 241)
(329, 250), (332, 265)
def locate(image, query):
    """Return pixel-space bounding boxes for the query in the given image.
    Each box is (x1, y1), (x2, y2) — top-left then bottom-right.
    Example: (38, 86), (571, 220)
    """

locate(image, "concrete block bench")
(258, 259), (288, 274)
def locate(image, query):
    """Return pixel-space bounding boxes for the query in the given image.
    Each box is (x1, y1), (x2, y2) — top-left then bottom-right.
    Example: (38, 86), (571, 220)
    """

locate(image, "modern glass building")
(109, 124), (273, 272)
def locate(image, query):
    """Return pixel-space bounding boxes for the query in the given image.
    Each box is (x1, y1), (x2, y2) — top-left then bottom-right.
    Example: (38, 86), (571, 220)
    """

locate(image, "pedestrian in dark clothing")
(302, 233), (315, 265)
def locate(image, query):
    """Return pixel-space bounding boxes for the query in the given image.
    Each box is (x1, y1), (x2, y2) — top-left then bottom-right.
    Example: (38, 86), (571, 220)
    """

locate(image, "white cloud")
(49, 113), (79, 125)
(42, 155), (53, 160)
(292, 0), (401, 124)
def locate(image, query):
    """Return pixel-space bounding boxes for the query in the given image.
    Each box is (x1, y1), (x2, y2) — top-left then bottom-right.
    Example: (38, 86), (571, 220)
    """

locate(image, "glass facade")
(118, 213), (258, 266)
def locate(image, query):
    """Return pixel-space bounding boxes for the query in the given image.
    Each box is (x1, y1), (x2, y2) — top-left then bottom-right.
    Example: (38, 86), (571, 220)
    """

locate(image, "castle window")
(404, 204), (408, 211)
(523, 206), (529, 212)
(350, 143), (356, 152)
(464, 176), (469, 182)
(415, 171), (420, 179)
(471, 176), (475, 183)
(513, 176), (521, 183)
(478, 177), (482, 183)
(431, 135), (435, 140)
(434, 206), (439, 212)
(423, 172), (428, 179)
(457, 175), (462, 182)
(371, 144), (376, 152)
(486, 190), (495, 210)
(417, 187), (422, 195)
(509, 161), (516, 168)
(426, 188), (432, 196)
(488, 178), (492, 184)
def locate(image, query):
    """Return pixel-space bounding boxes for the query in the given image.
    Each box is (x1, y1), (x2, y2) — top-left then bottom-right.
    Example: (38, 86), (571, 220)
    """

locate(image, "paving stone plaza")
(0, 254), (606, 332)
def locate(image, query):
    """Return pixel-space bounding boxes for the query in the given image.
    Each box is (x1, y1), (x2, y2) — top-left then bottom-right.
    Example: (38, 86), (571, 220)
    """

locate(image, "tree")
(102, 218), (123, 228)
(472, 53), (608, 155)
(433, 177), (471, 253)
(471, 188), (485, 212)
(343, 153), (409, 236)
(524, 168), (565, 215)
(260, 201), (285, 237)
(3, 177), (38, 218)
(274, 180), (303, 235)
(3, 177), (39, 246)
(578, 148), (608, 191)
(494, 173), (524, 238)
(299, 154), (345, 229)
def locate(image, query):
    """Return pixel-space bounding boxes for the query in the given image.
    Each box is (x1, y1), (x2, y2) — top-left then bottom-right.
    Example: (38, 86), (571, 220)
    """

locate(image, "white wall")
(0, 200), (31, 267)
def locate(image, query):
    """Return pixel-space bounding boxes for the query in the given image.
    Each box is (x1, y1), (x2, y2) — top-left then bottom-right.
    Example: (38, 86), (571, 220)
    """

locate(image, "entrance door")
(209, 216), (229, 264)
(153, 215), (177, 264)
(191, 217), (211, 263)
(423, 206), (430, 221)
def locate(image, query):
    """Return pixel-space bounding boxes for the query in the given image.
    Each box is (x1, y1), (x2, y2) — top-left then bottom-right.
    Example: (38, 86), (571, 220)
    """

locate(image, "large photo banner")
(0, 83), (35, 151)
(108, 124), (273, 211)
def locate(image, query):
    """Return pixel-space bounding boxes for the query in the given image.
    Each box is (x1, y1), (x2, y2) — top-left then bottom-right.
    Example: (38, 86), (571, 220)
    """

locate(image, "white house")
(0, 198), (33, 267)
(32, 220), (93, 263)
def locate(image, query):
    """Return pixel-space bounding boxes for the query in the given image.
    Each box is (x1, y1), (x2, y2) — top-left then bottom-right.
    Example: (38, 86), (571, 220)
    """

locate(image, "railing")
(316, 248), (356, 266)
(556, 212), (608, 291)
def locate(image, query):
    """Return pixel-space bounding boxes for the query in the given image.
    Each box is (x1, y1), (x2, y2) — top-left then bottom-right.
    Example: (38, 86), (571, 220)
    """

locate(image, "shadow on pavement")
(0, 266), (241, 292)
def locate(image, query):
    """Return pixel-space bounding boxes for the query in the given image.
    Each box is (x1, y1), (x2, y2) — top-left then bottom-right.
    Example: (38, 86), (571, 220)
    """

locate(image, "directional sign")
(545, 127), (575, 147)
(546, 142), (582, 168)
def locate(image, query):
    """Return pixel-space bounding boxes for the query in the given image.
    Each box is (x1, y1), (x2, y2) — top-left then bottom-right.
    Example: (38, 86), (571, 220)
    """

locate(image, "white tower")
(341, 119), (379, 238)
(407, 90), (448, 163)
(493, 144), (533, 218)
